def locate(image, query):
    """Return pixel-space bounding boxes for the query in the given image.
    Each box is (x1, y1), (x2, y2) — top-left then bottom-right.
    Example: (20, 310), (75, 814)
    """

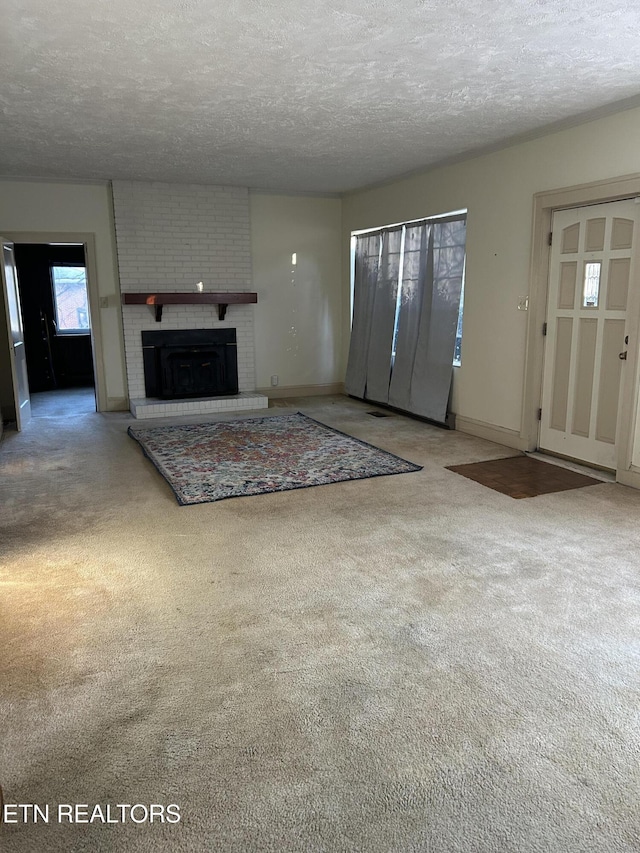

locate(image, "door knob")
(619, 351), (628, 360)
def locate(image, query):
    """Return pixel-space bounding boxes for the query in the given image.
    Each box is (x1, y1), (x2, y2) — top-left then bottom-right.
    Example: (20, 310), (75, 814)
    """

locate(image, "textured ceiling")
(2, 0), (640, 193)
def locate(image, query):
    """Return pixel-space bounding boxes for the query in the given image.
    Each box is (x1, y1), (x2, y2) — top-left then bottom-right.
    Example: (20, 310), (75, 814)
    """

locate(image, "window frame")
(352, 210), (467, 367)
(50, 263), (91, 336)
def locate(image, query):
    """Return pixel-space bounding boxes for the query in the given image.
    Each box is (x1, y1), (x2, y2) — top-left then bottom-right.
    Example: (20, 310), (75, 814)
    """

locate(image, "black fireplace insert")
(142, 329), (238, 399)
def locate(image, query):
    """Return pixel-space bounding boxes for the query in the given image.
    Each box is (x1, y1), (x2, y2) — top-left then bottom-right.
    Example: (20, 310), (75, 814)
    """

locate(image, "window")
(582, 261), (601, 308)
(51, 265), (90, 334)
(352, 212), (467, 367)
(346, 212), (467, 424)
(453, 258), (466, 367)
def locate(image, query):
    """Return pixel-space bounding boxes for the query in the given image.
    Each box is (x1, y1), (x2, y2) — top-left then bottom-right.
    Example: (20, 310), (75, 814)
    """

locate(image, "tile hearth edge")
(130, 392), (269, 419)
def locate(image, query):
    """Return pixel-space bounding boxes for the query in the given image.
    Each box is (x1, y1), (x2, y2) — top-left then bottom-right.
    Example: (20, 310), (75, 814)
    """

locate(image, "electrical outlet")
(270, 375), (279, 386)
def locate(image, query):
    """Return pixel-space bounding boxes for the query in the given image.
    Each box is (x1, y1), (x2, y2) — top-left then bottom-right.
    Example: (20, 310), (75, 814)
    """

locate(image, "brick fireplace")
(112, 180), (267, 418)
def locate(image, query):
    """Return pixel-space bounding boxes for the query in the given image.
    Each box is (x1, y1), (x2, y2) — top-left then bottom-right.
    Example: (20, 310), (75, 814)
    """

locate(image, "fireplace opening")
(142, 329), (238, 399)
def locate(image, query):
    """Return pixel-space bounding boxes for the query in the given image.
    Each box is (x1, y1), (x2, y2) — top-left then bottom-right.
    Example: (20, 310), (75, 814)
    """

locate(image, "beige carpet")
(1, 392), (639, 852)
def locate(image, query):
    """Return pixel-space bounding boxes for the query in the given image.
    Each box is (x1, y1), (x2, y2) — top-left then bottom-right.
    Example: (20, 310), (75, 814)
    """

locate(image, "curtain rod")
(353, 211), (467, 238)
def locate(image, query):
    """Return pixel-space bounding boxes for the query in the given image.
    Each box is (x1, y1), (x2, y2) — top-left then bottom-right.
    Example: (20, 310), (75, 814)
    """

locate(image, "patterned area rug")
(128, 412), (422, 505)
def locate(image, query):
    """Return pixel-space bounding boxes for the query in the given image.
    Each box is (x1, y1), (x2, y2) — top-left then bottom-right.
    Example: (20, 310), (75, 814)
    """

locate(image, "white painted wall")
(250, 193), (342, 391)
(0, 180), (343, 410)
(9, 104), (640, 431)
(0, 179), (127, 408)
(342, 105), (640, 435)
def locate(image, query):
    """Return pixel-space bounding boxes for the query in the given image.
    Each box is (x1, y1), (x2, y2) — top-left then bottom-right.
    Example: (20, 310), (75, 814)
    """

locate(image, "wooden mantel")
(122, 292), (258, 322)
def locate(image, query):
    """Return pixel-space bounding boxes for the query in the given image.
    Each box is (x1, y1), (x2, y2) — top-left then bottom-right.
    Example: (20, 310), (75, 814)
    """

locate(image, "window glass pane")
(453, 256), (466, 366)
(51, 266), (90, 333)
(391, 226), (407, 364)
(351, 214), (466, 372)
(583, 261), (601, 308)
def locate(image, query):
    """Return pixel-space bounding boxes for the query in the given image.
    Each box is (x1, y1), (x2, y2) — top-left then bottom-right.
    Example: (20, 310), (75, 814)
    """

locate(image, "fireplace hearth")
(142, 329), (238, 399)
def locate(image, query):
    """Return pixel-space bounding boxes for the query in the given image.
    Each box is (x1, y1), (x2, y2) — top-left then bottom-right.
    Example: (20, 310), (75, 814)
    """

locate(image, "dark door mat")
(446, 455), (602, 499)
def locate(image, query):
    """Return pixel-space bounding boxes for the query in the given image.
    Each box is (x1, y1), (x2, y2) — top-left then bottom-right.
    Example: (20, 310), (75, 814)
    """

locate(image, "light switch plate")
(517, 296), (529, 311)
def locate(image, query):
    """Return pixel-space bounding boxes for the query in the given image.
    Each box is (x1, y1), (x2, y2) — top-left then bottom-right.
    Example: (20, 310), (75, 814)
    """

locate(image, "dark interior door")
(13, 244), (95, 392)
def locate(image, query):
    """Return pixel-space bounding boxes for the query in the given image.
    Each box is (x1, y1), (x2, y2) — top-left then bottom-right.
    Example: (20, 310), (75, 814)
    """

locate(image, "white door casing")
(539, 200), (638, 469)
(1, 239), (31, 430)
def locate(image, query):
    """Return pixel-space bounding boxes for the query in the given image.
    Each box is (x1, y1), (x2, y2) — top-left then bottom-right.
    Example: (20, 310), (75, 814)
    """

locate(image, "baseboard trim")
(256, 383), (345, 399)
(615, 468), (640, 490)
(105, 396), (129, 412)
(455, 415), (528, 451)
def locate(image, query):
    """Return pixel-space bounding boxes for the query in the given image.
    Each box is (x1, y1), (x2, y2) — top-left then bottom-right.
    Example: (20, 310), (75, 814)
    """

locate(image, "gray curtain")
(344, 233), (381, 398)
(392, 217), (467, 422)
(388, 223), (428, 411)
(346, 215), (466, 424)
(414, 217), (466, 421)
(364, 229), (402, 404)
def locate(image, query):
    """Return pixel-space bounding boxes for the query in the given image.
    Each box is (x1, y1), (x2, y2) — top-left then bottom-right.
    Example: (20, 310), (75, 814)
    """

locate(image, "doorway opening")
(538, 199), (636, 471)
(13, 243), (97, 416)
(524, 174), (640, 490)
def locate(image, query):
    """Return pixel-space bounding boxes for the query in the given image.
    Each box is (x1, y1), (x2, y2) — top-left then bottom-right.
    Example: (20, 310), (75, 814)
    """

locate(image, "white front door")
(1, 239), (31, 430)
(539, 200), (638, 469)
